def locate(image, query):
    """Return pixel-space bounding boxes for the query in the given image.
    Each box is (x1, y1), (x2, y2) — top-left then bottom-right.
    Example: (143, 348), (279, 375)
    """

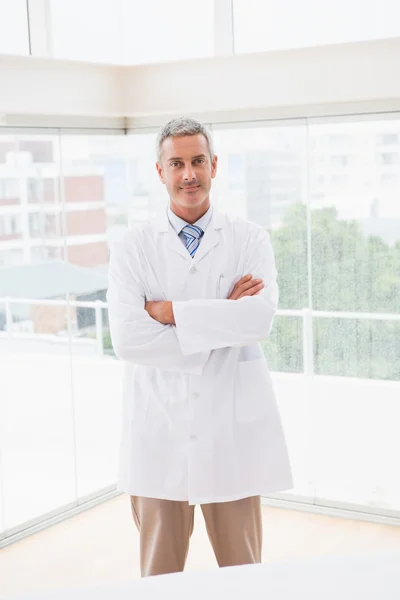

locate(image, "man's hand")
(145, 301), (175, 325)
(228, 274), (264, 300)
(145, 275), (263, 322)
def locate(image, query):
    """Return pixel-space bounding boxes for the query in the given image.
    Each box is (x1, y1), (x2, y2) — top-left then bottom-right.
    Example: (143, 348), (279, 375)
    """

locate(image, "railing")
(276, 308), (400, 377)
(0, 297), (400, 375)
(0, 296), (108, 356)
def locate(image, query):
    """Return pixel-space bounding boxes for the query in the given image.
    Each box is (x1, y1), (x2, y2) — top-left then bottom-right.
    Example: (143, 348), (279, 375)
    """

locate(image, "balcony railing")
(1, 297), (399, 377)
(0, 296), (108, 356)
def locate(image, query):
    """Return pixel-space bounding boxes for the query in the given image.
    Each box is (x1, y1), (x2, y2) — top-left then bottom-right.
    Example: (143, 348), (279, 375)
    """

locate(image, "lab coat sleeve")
(106, 238), (210, 374)
(173, 227), (279, 355)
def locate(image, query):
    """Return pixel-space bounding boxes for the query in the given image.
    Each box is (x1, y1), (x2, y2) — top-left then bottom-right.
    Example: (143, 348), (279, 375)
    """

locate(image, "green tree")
(263, 203), (400, 381)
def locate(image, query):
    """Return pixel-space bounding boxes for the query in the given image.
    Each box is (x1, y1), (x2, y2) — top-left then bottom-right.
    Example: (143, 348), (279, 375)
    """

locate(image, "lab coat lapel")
(154, 207), (224, 265)
(167, 226), (190, 260)
(155, 209), (190, 262)
(192, 210), (223, 265)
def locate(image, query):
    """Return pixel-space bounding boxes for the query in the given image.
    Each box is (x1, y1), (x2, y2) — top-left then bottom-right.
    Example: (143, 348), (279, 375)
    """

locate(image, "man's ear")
(156, 162), (165, 184)
(211, 154), (218, 179)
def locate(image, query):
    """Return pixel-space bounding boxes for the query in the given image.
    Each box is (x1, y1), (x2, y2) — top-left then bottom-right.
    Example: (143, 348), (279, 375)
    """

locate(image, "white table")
(10, 550), (400, 600)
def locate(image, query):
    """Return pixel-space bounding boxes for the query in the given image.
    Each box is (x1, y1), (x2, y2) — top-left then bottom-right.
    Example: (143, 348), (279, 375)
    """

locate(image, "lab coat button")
(190, 434), (197, 442)
(190, 267), (198, 274)
(192, 392), (200, 400)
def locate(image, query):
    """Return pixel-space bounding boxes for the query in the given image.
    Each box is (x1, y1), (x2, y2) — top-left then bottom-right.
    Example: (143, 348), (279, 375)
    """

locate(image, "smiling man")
(107, 117), (293, 577)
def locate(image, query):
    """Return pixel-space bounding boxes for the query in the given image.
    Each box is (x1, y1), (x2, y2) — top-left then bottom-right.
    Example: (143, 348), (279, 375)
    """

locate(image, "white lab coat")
(107, 208), (293, 504)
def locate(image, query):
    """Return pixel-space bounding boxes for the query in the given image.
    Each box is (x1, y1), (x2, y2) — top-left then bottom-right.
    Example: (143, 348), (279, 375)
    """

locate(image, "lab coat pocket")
(235, 358), (275, 423)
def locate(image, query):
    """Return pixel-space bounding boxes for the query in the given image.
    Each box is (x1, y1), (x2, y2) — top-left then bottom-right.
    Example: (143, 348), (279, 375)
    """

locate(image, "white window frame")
(26, 0), (53, 57)
(214, 0), (234, 56)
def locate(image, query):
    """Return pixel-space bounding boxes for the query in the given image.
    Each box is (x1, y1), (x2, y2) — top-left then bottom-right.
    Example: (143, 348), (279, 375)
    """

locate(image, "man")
(107, 117), (293, 577)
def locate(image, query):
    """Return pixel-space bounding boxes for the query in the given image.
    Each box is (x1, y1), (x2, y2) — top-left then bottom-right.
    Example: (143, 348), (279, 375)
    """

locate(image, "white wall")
(0, 55), (124, 124)
(123, 37), (400, 125)
(0, 37), (400, 126)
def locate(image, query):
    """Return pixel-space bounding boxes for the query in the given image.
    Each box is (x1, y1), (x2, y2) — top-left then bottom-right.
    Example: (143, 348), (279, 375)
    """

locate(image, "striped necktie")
(181, 224), (204, 257)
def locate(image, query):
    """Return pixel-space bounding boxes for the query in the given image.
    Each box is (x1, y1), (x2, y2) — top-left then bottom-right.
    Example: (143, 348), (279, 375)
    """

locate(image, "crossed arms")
(144, 273), (264, 326)
(106, 228), (278, 374)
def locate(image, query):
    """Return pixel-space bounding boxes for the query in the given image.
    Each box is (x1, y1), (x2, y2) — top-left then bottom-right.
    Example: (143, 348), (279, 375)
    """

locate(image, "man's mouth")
(181, 185), (200, 192)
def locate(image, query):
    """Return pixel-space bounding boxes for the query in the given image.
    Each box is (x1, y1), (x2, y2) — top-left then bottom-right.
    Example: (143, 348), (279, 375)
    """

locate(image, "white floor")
(1, 494), (400, 597)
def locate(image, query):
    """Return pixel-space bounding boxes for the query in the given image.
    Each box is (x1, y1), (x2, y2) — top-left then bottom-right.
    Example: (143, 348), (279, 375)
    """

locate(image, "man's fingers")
(228, 276), (264, 300)
(238, 282), (264, 298)
(235, 278), (263, 295)
(237, 274), (253, 285)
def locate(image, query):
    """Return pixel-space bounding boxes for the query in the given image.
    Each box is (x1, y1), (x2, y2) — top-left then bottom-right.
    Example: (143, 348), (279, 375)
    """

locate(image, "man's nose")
(183, 164), (196, 181)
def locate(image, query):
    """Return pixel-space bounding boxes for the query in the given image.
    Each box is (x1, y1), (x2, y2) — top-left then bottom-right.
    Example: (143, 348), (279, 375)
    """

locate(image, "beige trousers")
(130, 495), (262, 577)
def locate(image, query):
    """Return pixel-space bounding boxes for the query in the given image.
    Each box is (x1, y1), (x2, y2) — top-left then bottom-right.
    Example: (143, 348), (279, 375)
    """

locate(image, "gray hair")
(156, 117), (214, 163)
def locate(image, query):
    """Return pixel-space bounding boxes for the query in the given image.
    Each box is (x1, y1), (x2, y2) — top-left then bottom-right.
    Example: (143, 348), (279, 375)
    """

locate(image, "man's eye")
(195, 159), (205, 164)
(171, 162), (180, 167)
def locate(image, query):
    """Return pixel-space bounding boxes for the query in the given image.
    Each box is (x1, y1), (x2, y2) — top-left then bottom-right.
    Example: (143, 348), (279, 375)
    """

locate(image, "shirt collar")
(167, 205), (213, 235)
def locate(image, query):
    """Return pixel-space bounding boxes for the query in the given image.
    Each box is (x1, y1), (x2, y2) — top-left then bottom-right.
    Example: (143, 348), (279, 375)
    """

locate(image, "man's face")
(156, 134), (218, 212)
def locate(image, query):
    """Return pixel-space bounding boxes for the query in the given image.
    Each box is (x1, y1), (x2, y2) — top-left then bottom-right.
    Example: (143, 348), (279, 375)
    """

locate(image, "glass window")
(212, 123), (308, 313)
(309, 118), (400, 510)
(0, 132), (129, 535)
(50, 0), (214, 64)
(213, 117), (400, 513)
(120, 0), (214, 65)
(2, 120), (400, 543)
(59, 134), (129, 498)
(125, 131), (164, 226)
(233, 0), (400, 54)
(0, 133), (78, 531)
(50, 0), (120, 63)
(0, 0), (29, 55)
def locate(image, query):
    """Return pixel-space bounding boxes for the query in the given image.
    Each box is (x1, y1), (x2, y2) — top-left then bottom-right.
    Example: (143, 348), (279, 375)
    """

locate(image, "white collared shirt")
(167, 205), (213, 250)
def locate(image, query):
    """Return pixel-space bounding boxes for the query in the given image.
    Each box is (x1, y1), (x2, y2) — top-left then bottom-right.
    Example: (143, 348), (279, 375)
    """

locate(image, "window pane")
(50, 0), (214, 64)
(50, 0), (120, 63)
(0, 134), (77, 531)
(309, 117), (400, 511)
(59, 134), (128, 499)
(120, 0), (214, 65)
(212, 124), (308, 311)
(126, 131), (165, 224)
(0, 0), (29, 55)
(309, 119), (400, 316)
(234, 0), (400, 54)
